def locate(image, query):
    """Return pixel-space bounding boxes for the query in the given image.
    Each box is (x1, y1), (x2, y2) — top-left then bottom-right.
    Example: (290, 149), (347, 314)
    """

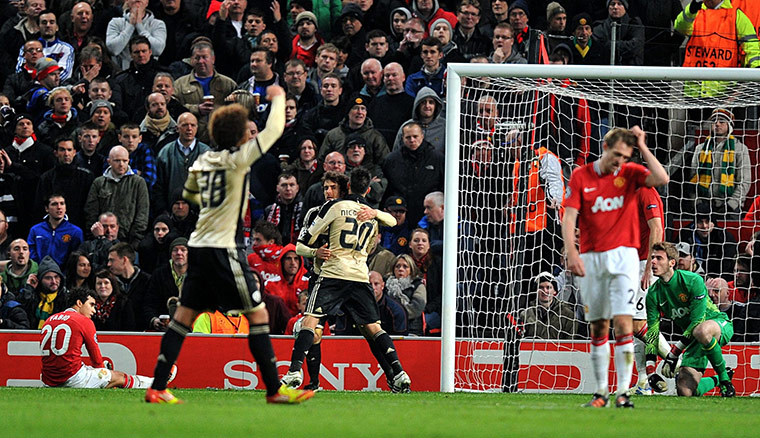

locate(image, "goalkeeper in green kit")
(644, 241), (735, 397)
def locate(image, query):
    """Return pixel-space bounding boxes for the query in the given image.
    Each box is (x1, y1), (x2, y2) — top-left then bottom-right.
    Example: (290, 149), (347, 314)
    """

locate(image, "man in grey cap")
(145, 236), (188, 331)
(292, 10), (323, 69)
(88, 99), (120, 153)
(338, 3), (367, 68)
(676, 242), (705, 275)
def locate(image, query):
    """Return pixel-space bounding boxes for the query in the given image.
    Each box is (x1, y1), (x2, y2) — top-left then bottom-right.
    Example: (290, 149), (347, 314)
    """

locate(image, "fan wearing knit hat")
(690, 107), (751, 217)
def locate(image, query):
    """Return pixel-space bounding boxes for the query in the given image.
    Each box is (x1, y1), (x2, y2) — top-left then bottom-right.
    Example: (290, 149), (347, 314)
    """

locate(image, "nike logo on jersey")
(591, 195), (624, 213)
(584, 187), (597, 193)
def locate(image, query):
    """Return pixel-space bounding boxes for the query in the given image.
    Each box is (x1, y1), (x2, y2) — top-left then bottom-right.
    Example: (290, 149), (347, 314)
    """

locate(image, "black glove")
(689, 0), (703, 14)
(648, 373), (668, 393)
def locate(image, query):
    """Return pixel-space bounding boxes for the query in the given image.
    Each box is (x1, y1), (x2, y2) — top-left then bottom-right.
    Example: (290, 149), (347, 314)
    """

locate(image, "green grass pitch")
(3, 387), (759, 437)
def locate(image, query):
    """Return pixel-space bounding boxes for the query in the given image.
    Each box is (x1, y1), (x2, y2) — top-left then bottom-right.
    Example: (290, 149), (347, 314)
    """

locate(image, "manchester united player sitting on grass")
(145, 86), (313, 405)
(41, 288), (175, 389)
(645, 241), (735, 397)
(562, 126), (669, 408)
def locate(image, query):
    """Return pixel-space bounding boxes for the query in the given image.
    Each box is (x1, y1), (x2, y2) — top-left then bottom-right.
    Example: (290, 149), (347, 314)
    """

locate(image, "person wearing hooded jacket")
(266, 244), (308, 316)
(105, 0), (167, 70)
(412, 0), (457, 34)
(0, 284), (30, 329)
(84, 146), (149, 248)
(318, 94), (389, 171)
(392, 86), (445, 154)
(18, 255), (70, 329)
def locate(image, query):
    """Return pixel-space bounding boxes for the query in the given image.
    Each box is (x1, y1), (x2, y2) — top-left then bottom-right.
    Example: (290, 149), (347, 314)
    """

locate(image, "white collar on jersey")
(592, 159), (621, 177)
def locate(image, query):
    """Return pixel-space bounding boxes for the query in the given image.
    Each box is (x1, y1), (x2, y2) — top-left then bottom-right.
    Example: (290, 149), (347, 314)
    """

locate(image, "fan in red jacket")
(266, 244), (309, 315)
(247, 221), (288, 284)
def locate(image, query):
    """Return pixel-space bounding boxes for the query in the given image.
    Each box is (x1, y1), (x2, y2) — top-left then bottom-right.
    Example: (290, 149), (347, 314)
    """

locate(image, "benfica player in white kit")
(562, 127), (669, 408)
(41, 288), (171, 389)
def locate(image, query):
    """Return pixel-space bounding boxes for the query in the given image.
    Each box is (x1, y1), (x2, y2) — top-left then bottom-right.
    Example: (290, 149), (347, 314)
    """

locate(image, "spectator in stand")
(307, 43), (339, 93)
(79, 78), (127, 127)
(144, 237), (187, 331)
(140, 92), (178, 154)
(167, 190), (198, 238)
(252, 267), (291, 335)
(151, 73), (189, 122)
(267, 246), (308, 316)
(357, 58), (385, 104)
(569, 12), (608, 65)
(413, 0), (457, 34)
(385, 253), (427, 335)
(453, 0), (491, 60)
(302, 73), (345, 145)
(388, 6), (412, 52)
(234, 47), (285, 125)
(368, 63), (414, 147)
(678, 203), (738, 280)
(690, 108), (751, 220)
(0, 209), (14, 261)
(36, 88), (78, 147)
(508, 0), (532, 61)
(63, 251), (94, 290)
(88, 100), (120, 154)
(269, 94), (312, 165)
(174, 41), (237, 143)
(370, 270), (408, 335)
(629, 0), (683, 66)
(344, 133), (386, 207)
(484, 0), (510, 38)
(265, 172), (304, 246)
(381, 195), (412, 255)
(384, 122), (445, 226)
(0, 273), (30, 329)
(1, 239), (38, 295)
(0, 0), (45, 80)
(593, 0), (644, 66)
(26, 58), (78, 123)
(4, 40), (43, 105)
(301, 151), (346, 214)
(17, 10), (75, 81)
(4, 113), (56, 234)
(85, 146), (150, 248)
(406, 37), (446, 98)
(153, 112), (209, 215)
(36, 137), (94, 229)
(676, 242), (705, 276)
(75, 122), (106, 177)
(79, 212), (120, 272)
(520, 271), (582, 339)
(367, 233), (396, 278)
(27, 193), (83, 266)
(92, 268), (134, 331)
(490, 22), (527, 64)
(393, 17), (426, 75)
(107, 242), (150, 331)
(337, 3), (367, 69)
(109, 35), (170, 123)
(409, 228), (433, 276)
(393, 86), (445, 153)
(420, 191), (444, 246)
(431, 17), (467, 66)
(247, 220), (285, 283)
(285, 135), (323, 197)
(544, 2), (569, 54)
(106, 0), (166, 70)
(18, 255), (69, 329)
(118, 123), (156, 189)
(291, 11), (323, 69)
(319, 94), (389, 170)
(283, 59), (319, 113)
(345, 30), (394, 95)
(208, 0), (251, 77)
(729, 254), (754, 303)
(60, 2), (95, 52)
(153, 0), (202, 67)
(137, 214), (177, 274)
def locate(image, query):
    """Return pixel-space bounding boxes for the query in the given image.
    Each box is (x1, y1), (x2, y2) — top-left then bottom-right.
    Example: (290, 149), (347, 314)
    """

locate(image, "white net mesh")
(450, 67), (760, 394)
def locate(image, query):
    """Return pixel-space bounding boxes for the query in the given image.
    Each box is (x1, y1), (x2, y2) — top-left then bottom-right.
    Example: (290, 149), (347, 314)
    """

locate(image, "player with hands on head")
(40, 287), (175, 389)
(562, 126), (668, 408)
(645, 241), (735, 397)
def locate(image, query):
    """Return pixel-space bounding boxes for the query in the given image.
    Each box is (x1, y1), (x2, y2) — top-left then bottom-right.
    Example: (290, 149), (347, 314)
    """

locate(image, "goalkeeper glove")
(661, 341), (686, 378)
(647, 372), (668, 393)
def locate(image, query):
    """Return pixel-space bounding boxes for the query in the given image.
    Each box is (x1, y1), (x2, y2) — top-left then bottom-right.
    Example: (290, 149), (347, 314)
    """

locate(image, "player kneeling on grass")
(645, 242), (735, 397)
(41, 288), (175, 389)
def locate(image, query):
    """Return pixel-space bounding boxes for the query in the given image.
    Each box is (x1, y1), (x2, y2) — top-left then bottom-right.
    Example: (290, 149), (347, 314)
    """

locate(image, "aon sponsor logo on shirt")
(591, 196), (624, 213)
(671, 307), (689, 319)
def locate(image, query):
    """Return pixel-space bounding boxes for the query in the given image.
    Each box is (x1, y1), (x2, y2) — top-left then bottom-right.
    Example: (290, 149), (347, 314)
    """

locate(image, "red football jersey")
(40, 309), (104, 386)
(636, 186), (665, 260)
(564, 162), (650, 253)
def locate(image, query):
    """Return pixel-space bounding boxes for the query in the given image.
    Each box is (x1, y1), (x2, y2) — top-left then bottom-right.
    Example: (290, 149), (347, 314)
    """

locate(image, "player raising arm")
(645, 242), (735, 397)
(41, 288), (173, 389)
(146, 86), (313, 404)
(284, 167), (412, 392)
(562, 126), (668, 408)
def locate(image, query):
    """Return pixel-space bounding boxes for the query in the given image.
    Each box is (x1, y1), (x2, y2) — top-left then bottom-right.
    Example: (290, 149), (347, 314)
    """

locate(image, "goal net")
(441, 64), (760, 394)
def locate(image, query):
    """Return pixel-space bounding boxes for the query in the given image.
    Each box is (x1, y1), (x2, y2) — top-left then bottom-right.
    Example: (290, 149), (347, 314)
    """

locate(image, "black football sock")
(372, 330), (404, 376)
(289, 327), (315, 373)
(151, 320), (190, 390)
(306, 342), (321, 384)
(365, 334), (394, 378)
(248, 324), (281, 396)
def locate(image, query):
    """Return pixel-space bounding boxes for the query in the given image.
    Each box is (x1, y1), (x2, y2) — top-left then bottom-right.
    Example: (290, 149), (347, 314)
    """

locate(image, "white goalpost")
(442, 64), (760, 394)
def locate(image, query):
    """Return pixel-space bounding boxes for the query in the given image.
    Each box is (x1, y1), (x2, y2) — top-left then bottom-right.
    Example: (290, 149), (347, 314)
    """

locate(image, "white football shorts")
(578, 246), (639, 321)
(60, 365), (112, 389)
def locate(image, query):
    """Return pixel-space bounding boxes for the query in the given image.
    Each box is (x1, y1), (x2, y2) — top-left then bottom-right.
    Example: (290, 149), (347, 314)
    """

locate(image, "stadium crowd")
(0, 0), (759, 347)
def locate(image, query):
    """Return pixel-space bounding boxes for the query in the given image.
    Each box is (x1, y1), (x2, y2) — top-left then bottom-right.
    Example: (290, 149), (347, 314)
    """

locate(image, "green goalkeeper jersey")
(645, 269), (728, 356)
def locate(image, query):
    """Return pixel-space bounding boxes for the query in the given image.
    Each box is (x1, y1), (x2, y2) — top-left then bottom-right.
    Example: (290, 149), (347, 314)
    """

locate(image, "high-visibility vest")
(734, 0), (760, 35)
(684, 8), (740, 68)
(511, 147), (563, 233)
(208, 311), (250, 334)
